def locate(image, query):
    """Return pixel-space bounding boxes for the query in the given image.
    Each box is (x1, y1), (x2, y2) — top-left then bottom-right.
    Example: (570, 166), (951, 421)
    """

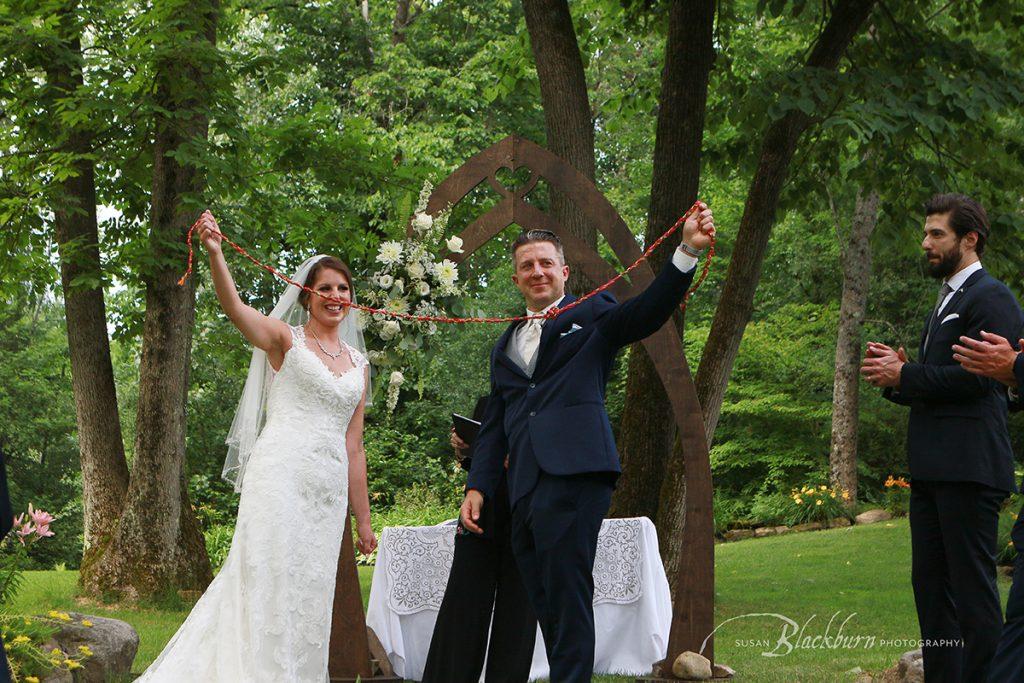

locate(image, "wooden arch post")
(419, 135), (716, 675)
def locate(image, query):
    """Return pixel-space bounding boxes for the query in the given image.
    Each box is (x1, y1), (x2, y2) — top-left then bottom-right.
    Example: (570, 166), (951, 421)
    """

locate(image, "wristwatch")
(679, 242), (703, 258)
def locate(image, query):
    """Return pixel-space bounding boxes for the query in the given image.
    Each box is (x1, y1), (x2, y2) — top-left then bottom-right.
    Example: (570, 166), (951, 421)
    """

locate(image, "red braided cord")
(178, 202), (715, 323)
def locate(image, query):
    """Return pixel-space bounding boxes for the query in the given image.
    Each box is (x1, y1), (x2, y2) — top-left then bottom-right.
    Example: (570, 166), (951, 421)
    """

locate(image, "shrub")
(882, 475), (911, 517)
(782, 483), (851, 527)
(357, 483), (458, 566)
(204, 524), (236, 574)
(998, 495), (1024, 567)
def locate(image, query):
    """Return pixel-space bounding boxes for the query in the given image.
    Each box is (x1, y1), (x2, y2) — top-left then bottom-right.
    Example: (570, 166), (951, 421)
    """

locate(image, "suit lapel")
(533, 293), (577, 379)
(495, 320), (529, 379)
(923, 268), (985, 357)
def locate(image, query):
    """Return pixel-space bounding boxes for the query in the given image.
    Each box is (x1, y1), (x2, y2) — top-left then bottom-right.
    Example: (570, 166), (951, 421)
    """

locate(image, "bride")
(137, 211), (377, 682)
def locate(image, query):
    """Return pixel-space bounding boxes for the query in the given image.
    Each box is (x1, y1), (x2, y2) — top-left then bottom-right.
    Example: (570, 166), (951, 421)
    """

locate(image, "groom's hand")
(460, 490), (484, 534)
(681, 201), (715, 251)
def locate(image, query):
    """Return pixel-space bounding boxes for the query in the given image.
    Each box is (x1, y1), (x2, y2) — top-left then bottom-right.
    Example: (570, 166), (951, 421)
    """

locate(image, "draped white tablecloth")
(366, 516), (671, 681)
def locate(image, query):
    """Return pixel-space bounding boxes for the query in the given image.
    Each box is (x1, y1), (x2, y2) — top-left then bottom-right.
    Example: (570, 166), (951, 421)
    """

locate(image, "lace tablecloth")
(366, 516), (671, 681)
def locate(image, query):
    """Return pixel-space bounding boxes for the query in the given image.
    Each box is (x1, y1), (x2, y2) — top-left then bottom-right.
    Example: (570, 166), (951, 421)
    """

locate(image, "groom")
(460, 204), (715, 682)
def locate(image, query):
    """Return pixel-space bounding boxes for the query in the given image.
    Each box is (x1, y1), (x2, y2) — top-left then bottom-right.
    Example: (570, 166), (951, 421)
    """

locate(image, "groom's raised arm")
(465, 366), (508, 501)
(596, 252), (697, 349)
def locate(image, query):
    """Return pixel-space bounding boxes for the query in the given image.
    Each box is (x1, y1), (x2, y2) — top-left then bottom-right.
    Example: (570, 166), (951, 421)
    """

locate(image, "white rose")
(407, 261), (426, 280)
(418, 281), (430, 296)
(445, 235), (464, 254)
(380, 320), (401, 340)
(389, 370), (405, 385)
(412, 212), (433, 233)
(393, 278), (405, 294)
(378, 274), (394, 289)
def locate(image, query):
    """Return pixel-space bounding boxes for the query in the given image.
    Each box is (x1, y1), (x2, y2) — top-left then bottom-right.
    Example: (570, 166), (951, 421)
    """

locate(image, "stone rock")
(828, 517), (852, 528)
(791, 522), (823, 533)
(855, 509), (892, 525)
(723, 529), (755, 542)
(48, 612), (139, 683)
(712, 662), (736, 678)
(672, 651), (712, 680)
(898, 649), (924, 683)
(773, 526), (791, 535)
(753, 527), (776, 538)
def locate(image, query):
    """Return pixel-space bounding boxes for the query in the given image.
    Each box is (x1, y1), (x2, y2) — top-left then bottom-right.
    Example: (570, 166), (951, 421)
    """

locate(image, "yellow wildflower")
(50, 648), (62, 656)
(78, 645), (93, 656)
(820, 485), (828, 491)
(842, 490), (851, 501)
(80, 619), (93, 628)
(12, 635), (30, 645)
(816, 499), (823, 506)
(795, 498), (803, 505)
(26, 677), (40, 683)
(830, 492), (836, 498)
(67, 660), (81, 670)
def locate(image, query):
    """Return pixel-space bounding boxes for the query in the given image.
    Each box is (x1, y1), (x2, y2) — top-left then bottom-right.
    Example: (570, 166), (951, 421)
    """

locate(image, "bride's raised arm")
(198, 211), (291, 363)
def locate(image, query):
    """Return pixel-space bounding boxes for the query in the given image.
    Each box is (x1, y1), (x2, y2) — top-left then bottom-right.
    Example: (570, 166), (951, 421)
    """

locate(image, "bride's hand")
(356, 521), (377, 555)
(197, 210), (223, 255)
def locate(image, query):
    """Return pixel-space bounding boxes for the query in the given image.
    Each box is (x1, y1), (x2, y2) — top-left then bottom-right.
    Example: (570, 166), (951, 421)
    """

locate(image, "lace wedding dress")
(138, 326), (367, 682)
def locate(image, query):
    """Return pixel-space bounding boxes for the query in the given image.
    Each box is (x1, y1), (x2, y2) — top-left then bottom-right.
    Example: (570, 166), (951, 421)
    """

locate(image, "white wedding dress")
(138, 326), (367, 682)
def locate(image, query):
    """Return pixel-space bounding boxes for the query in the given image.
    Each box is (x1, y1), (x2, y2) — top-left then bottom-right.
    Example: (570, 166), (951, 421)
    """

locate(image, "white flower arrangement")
(361, 180), (467, 412)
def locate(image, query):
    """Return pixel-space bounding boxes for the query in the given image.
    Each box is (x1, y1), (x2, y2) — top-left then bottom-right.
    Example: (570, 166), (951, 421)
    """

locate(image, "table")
(366, 516), (672, 681)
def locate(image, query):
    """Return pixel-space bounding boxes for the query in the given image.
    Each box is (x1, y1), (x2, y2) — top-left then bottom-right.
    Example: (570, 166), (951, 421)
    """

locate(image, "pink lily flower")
(15, 522), (36, 545)
(34, 523), (54, 539)
(28, 504), (54, 528)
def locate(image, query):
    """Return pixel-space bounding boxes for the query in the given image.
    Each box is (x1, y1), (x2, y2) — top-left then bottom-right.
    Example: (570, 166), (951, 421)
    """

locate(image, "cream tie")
(518, 318), (543, 365)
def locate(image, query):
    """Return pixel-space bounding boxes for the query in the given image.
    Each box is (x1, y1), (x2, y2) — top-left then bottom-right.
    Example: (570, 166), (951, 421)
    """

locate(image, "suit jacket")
(885, 268), (1024, 492)
(467, 259), (695, 507)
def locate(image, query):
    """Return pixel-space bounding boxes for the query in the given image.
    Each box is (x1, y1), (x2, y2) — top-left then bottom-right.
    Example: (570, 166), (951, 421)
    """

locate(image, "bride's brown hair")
(298, 256), (354, 311)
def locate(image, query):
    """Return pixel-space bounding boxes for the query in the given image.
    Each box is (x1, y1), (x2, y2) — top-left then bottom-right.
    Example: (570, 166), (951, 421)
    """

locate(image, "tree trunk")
(85, 1), (217, 599)
(522, 0), (596, 293)
(391, 0), (409, 44)
(610, 0), (715, 524)
(829, 188), (879, 505)
(44, 8), (131, 582)
(693, 0), (876, 444)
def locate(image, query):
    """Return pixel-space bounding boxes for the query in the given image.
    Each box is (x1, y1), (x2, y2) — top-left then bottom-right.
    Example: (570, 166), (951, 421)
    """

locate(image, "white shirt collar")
(526, 294), (566, 320)
(944, 260), (982, 292)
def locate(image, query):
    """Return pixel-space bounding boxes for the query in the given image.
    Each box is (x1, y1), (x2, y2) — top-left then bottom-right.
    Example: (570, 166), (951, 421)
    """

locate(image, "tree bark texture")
(611, 0), (715, 528)
(829, 188), (879, 505)
(522, 0), (596, 294)
(693, 0), (877, 445)
(44, 5), (131, 582)
(85, 1), (217, 598)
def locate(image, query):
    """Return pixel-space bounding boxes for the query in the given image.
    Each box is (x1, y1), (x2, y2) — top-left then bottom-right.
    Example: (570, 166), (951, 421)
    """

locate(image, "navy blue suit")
(884, 267), (1023, 683)
(989, 355), (1024, 682)
(467, 258), (694, 682)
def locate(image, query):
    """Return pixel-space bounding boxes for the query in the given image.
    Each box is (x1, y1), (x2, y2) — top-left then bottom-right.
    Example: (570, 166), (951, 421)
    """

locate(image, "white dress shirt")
(937, 260), (982, 317)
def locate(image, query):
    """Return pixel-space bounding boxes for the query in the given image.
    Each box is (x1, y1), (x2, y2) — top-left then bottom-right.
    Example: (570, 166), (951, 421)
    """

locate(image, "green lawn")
(8, 519), (1013, 681)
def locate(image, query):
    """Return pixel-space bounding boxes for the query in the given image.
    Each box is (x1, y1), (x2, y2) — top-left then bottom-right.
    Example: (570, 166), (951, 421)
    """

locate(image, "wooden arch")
(422, 135), (716, 671)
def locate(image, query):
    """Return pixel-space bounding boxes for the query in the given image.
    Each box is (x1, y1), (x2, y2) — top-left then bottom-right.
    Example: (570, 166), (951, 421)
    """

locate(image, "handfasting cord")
(177, 201), (715, 322)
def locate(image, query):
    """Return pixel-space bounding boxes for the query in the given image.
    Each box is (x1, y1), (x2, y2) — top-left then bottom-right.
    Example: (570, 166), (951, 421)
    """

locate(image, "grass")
(7, 519), (1014, 681)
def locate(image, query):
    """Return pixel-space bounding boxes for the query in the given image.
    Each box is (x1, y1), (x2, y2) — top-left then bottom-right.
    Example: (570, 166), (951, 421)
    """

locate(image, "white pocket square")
(940, 313), (960, 325)
(560, 323), (583, 338)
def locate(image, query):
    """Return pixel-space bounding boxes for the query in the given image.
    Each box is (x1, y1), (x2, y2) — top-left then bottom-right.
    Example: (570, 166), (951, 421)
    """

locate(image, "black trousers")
(511, 471), (613, 683)
(989, 502), (1024, 682)
(422, 475), (536, 683)
(910, 480), (1006, 683)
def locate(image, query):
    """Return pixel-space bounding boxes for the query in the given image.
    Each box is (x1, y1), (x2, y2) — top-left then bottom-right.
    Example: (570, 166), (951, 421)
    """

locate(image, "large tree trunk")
(829, 188), (879, 505)
(85, 1), (217, 599)
(44, 7), (130, 581)
(522, 0), (596, 293)
(693, 0), (876, 444)
(611, 0), (715, 526)
(391, 0), (410, 44)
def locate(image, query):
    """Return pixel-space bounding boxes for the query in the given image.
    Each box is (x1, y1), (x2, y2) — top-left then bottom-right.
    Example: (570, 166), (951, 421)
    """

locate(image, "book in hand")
(452, 413), (481, 446)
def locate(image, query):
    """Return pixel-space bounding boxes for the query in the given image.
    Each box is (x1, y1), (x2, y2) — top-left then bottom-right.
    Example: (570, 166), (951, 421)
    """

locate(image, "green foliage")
(203, 525), (235, 574)
(0, 298), (83, 569)
(357, 484), (458, 566)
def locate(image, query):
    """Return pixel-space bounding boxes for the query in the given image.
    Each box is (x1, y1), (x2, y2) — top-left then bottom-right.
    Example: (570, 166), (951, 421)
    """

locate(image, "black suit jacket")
(885, 268), (1024, 492)
(467, 258), (695, 507)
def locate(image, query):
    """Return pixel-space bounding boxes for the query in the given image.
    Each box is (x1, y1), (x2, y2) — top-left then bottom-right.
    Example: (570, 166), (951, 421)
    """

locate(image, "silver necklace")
(307, 326), (344, 360)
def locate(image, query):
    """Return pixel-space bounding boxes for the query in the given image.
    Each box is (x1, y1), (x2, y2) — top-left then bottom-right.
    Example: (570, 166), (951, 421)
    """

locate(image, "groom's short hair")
(511, 229), (565, 265)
